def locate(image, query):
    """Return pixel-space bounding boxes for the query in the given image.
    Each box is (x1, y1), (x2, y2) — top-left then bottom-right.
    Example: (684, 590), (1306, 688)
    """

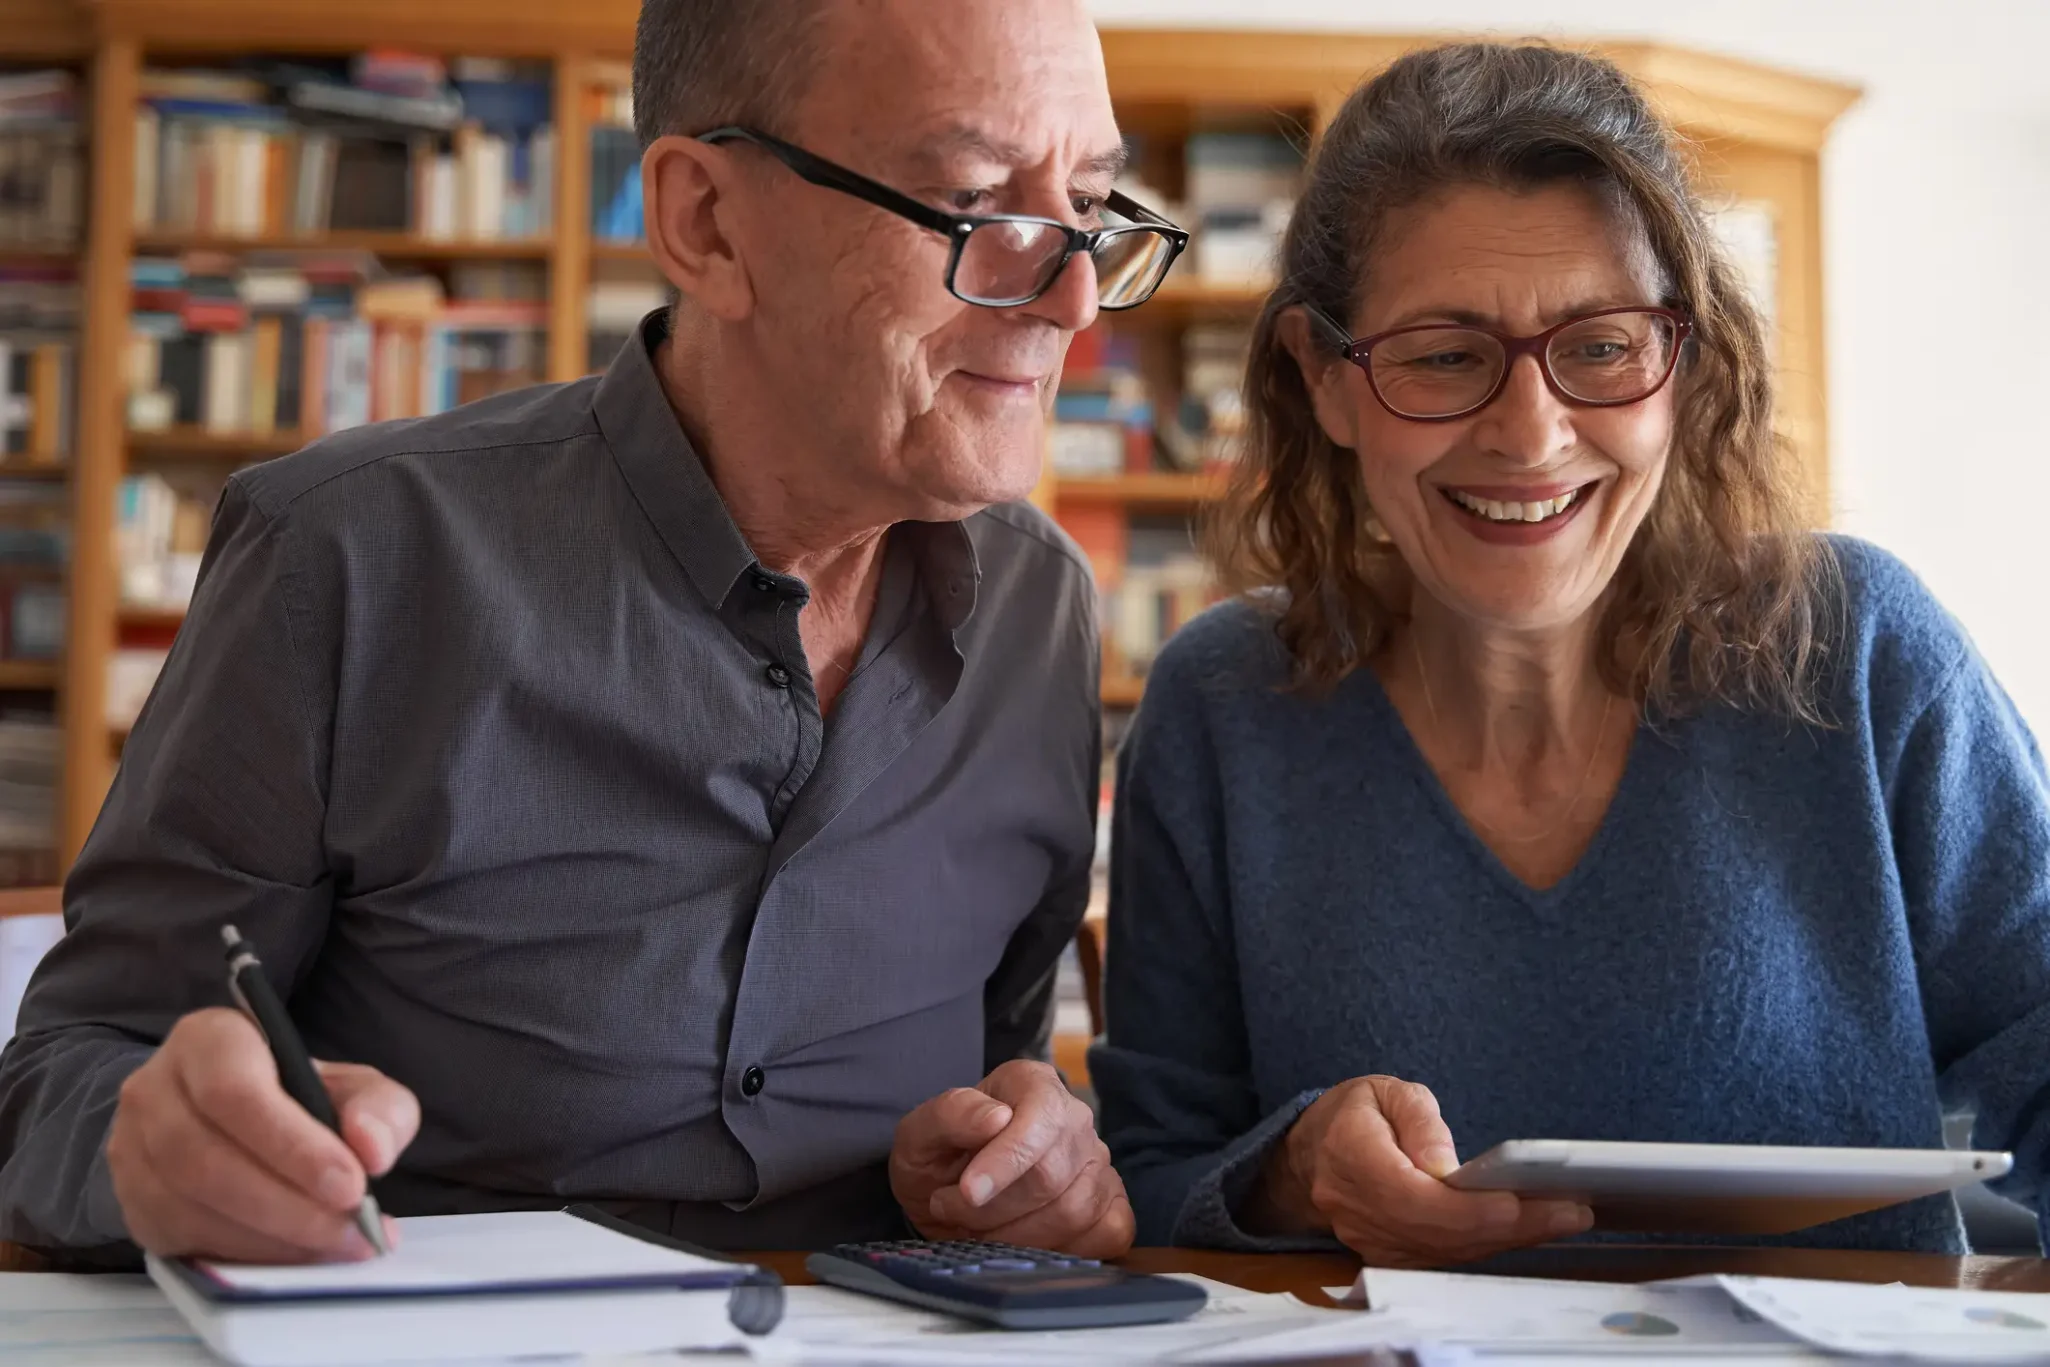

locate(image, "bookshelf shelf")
(0, 662), (61, 690)
(590, 240), (650, 262)
(126, 427), (306, 461)
(0, 244), (81, 263)
(0, 466), (69, 483)
(1100, 673), (1146, 709)
(116, 605), (185, 631)
(1053, 471), (1224, 508)
(1145, 279), (1273, 313)
(131, 232), (553, 261)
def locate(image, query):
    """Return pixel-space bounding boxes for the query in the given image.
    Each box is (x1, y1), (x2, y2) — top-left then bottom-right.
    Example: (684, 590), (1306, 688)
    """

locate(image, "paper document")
(1223, 1267), (1798, 1358)
(195, 1210), (741, 1296)
(1714, 1274), (2050, 1363)
(0, 1272), (215, 1366)
(751, 1275), (1427, 1365)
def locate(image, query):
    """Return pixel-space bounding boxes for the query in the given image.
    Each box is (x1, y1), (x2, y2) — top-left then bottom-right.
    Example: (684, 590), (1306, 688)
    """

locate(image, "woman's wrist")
(1239, 1111), (1329, 1236)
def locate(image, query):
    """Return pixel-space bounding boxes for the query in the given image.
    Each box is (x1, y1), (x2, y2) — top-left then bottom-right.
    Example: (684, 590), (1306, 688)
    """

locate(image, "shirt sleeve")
(1087, 649), (1336, 1251)
(0, 479), (336, 1256)
(982, 568), (1101, 1075)
(1886, 639), (2050, 1247)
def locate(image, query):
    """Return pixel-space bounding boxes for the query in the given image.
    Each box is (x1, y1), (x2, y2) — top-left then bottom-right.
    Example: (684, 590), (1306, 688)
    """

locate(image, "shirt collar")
(594, 310), (758, 610)
(594, 309), (983, 630)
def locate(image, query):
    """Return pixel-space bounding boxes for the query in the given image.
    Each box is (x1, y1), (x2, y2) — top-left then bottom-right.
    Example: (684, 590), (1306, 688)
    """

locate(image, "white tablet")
(1446, 1140), (2014, 1236)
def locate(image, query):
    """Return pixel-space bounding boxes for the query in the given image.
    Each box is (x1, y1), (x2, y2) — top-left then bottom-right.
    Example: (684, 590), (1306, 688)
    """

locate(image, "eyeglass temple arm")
(694, 125), (961, 237)
(1301, 304), (1360, 354)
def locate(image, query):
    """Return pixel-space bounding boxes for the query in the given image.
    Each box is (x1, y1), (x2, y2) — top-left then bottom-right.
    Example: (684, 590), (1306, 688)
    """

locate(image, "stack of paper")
(1185, 1267), (2050, 1365)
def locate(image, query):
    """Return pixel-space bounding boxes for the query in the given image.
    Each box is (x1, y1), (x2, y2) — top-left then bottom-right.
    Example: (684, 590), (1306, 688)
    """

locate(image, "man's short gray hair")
(632, 0), (823, 149)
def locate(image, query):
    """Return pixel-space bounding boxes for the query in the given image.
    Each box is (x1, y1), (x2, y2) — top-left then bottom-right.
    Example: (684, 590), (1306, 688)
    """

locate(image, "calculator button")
(982, 1258), (1038, 1271)
(1074, 1258), (1102, 1267)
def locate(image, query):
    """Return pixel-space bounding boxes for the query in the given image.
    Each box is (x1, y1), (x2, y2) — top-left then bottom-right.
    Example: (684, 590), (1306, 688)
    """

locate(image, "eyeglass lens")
(1369, 311), (1682, 417)
(953, 219), (1179, 308)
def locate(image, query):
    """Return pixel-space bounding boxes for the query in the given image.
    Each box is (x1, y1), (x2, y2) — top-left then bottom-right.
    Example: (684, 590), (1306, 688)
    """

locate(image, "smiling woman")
(1091, 40), (2050, 1273)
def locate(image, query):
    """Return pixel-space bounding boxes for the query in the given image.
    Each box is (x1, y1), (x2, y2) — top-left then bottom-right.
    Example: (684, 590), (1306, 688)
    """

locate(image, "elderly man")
(0, 0), (1186, 1265)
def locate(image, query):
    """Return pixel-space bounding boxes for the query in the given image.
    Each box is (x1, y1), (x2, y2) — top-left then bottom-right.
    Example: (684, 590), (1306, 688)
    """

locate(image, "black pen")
(220, 924), (391, 1257)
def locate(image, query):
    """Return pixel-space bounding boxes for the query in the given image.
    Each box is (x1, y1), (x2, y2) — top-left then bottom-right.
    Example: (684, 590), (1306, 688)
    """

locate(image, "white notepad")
(147, 1210), (772, 1367)
(192, 1210), (739, 1298)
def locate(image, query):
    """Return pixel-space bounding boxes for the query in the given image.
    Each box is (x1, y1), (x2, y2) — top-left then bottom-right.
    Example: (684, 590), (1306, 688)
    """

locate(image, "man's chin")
(902, 449), (1045, 518)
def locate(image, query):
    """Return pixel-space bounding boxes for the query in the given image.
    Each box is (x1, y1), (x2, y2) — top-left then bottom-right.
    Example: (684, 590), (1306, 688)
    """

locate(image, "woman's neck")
(1389, 596), (1616, 789)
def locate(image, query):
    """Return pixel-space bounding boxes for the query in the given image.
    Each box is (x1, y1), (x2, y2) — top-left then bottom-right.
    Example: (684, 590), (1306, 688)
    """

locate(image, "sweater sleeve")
(1087, 631), (1335, 1250)
(1885, 638), (2050, 1246)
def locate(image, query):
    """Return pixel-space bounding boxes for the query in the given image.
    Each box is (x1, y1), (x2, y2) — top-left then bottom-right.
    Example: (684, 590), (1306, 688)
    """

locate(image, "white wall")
(1091, 0), (2050, 730)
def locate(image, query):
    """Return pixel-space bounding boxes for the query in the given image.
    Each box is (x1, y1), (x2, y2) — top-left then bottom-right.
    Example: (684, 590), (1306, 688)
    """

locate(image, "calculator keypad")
(834, 1239), (1104, 1278)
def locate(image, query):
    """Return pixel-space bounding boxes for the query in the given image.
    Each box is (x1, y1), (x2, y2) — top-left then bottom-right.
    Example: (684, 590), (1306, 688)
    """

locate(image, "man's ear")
(1276, 306), (1362, 452)
(643, 136), (756, 323)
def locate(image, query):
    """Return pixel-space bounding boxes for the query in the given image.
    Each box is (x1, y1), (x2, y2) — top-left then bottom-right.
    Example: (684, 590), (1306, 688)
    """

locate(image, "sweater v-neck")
(1355, 668), (1647, 908)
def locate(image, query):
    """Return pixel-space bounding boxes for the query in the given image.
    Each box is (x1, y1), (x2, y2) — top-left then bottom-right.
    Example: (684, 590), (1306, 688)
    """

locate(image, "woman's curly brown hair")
(1207, 41), (1837, 720)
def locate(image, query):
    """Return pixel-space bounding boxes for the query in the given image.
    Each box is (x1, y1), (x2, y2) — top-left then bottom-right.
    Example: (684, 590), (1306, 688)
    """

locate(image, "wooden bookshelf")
(1052, 471), (1224, 508)
(26, 1), (1857, 873)
(132, 231), (552, 260)
(0, 661), (61, 690)
(126, 427), (306, 461)
(0, 466), (70, 483)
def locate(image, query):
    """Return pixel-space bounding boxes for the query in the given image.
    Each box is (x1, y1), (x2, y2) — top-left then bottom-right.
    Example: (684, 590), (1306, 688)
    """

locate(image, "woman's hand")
(1249, 1075), (1591, 1266)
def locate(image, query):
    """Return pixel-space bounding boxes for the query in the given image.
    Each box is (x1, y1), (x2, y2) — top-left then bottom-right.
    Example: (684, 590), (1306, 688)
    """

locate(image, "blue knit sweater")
(1090, 537), (2050, 1255)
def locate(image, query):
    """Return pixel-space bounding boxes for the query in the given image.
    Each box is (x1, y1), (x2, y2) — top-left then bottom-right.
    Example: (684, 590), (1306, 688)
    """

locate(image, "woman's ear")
(1276, 307), (1361, 451)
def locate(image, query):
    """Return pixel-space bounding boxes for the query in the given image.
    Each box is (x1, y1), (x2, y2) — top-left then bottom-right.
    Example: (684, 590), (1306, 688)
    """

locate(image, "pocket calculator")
(806, 1238), (1208, 1330)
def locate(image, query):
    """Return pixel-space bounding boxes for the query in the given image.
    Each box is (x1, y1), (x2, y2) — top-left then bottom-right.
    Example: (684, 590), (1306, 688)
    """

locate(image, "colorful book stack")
(587, 63), (641, 244)
(1050, 321), (1152, 477)
(1108, 520), (1216, 679)
(1157, 323), (1251, 472)
(1184, 131), (1301, 286)
(0, 70), (84, 247)
(133, 55), (554, 241)
(126, 254), (548, 438)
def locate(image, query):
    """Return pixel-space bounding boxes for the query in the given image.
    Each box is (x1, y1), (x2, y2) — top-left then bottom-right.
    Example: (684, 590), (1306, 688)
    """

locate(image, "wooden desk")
(746, 1244), (2050, 1294)
(10, 1240), (2050, 1295)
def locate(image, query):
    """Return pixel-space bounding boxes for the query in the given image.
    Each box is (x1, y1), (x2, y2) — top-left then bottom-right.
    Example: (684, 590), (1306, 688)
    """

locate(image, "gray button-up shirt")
(0, 312), (1100, 1260)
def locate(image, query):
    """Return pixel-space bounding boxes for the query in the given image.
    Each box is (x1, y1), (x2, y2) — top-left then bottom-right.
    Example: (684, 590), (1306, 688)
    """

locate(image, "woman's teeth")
(1446, 487), (1583, 523)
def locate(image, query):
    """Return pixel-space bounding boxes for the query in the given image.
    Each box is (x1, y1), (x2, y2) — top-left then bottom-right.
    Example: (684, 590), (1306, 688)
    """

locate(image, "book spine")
(27, 345), (61, 464)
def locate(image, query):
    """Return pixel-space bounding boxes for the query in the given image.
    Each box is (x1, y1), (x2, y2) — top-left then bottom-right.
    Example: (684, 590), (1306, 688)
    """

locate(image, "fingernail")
(316, 1167), (355, 1208)
(356, 1116), (392, 1171)
(965, 1174), (995, 1206)
(1552, 1205), (1593, 1234)
(984, 1104), (1013, 1129)
(1421, 1145), (1459, 1179)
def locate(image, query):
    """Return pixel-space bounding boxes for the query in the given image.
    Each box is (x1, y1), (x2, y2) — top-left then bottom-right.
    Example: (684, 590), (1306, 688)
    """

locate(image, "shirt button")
(764, 663), (792, 689)
(740, 1065), (766, 1097)
(751, 572), (777, 593)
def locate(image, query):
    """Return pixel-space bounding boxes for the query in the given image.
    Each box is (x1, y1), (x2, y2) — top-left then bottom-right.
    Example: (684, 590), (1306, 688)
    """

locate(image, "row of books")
(1050, 319), (1251, 478)
(118, 472), (214, 616)
(589, 70), (641, 244)
(0, 486), (67, 666)
(125, 253), (547, 439)
(134, 61), (555, 241)
(0, 264), (78, 465)
(0, 719), (58, 890)
(0, 72), (84, 246)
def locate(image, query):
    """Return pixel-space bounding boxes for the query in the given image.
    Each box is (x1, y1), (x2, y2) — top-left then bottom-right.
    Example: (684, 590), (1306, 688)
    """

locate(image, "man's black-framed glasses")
(697, 126), (1190, 311)
(1305, 303), (1694, 422)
